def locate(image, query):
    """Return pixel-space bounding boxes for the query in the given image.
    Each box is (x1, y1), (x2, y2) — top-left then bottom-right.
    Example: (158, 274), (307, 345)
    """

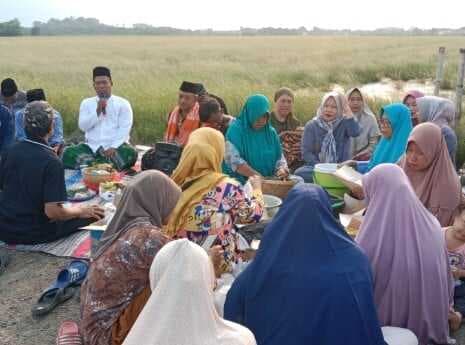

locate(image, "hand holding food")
(208, 245), (224, 278)
(249, 175), (263, 191)
(67, 185), (97, 201)
(350, 184), (365, 200)
(276, 167), (290, 180)
(338, 160), (357, 168)
(79, 205), (105, 220)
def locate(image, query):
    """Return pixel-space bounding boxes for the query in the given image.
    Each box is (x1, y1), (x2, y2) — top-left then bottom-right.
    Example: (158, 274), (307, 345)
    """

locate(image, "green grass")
(0, 35), (464, 162)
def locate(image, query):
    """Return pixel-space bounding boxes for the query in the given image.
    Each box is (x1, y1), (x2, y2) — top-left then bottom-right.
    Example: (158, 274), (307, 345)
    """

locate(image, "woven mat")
(0, 230), (91, 259)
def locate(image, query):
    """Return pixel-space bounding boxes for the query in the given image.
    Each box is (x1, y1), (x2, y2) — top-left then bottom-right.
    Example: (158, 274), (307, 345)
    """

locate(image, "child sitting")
(445, 208), (465, 330)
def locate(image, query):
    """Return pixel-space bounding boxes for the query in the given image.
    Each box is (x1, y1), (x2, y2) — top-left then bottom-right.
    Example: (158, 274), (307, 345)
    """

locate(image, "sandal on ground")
(32, 286), (76, 317)
(55, 260), (89, 288)
(56, 320), (82, 345)
(31, 260), (88, 317)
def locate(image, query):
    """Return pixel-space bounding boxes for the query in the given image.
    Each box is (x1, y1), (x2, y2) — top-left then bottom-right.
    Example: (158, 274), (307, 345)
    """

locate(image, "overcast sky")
(1, 0), (464, 30)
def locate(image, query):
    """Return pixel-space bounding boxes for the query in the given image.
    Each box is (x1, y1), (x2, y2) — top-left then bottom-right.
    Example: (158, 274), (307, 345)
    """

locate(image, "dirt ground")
(0, 250), (80, 345)
(1, 249), (465, 345)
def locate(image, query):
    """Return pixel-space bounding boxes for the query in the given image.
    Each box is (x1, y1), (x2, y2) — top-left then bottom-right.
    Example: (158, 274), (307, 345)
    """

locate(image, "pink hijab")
(356, 163), (451, 345)
(400, 122), (461, 226)
(402, 90), (425, 103)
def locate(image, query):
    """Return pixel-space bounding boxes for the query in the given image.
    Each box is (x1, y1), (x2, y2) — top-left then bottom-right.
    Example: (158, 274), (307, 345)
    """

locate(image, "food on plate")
(92, 163), (114, 172)
(100, 181), (124, 192)
(67, 185), (96, 200)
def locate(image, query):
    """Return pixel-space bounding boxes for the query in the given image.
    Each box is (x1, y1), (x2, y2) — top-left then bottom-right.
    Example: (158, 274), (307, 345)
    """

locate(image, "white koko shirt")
(78, 95), (133, 152)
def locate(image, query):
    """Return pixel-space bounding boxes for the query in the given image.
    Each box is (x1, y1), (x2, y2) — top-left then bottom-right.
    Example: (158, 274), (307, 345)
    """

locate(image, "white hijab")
(122, 239), (257, 345)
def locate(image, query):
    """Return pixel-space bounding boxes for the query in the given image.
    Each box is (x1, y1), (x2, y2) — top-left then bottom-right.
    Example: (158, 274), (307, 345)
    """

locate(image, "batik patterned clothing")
(175, 178), (263, 272)
(269, 111), (301, 134)
(80, 220), (168, 345)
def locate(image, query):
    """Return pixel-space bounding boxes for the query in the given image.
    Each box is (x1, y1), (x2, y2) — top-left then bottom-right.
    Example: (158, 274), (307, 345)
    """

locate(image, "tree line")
(1, 17), (464, 36)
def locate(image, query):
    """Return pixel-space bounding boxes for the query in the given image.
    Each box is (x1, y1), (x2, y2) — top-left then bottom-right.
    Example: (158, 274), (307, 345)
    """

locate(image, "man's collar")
(24, 138), (54, 151)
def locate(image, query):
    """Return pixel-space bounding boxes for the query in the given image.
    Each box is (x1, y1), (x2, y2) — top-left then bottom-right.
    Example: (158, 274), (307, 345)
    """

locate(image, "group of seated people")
(0, 79), (64, 155)
(0, 65), (464, 345)
(79, 127), (463, 345)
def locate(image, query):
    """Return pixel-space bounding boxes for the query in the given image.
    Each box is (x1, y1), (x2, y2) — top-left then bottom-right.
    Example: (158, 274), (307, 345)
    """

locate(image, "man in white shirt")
(62, 66), (137, 171)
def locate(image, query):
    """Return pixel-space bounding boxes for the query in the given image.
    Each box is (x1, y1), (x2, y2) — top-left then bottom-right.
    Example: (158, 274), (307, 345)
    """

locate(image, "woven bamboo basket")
(262, 179), (296, 199)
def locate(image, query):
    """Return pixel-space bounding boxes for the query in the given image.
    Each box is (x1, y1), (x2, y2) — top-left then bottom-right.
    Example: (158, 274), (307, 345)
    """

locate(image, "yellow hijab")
(165, 128), (228, 237)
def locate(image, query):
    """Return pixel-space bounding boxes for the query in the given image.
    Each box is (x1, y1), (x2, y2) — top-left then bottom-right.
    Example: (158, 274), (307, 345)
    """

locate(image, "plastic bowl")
(313, 163), (348, 198)
(263, 194), (282, 218)
(356, 161), (370, 174)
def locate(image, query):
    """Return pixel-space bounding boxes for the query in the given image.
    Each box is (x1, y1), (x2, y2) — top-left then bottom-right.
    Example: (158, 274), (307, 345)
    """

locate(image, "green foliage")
(0, 19), (22, 36)
(0, 35), (463, 146)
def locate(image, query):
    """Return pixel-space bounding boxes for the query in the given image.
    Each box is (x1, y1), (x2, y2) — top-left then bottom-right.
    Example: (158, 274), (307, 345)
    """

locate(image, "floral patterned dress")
(175, 177), (263, 272)
(80, 220), (167, 345)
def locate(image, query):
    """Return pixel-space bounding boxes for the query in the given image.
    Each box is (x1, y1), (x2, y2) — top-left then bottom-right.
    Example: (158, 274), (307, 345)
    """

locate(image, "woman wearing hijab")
(224, 183), (387, 345)
(80, 171), (181, 345)
(366, 103), (412, 171)
(165, 127), (263, 274)
(122, 239), (257, 345)
(402, 90), (424, 127)
(295, 92), (360, 183)
(356, 164), (451, 345)
(346, 88), (380, 161)
(400, 123), (461, 227)
(417, 96), (457, 164)
(224, 94), (288, 184)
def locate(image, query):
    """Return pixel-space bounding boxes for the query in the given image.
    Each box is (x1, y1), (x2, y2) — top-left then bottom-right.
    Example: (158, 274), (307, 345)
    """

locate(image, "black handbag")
(141, 142), (182, 176)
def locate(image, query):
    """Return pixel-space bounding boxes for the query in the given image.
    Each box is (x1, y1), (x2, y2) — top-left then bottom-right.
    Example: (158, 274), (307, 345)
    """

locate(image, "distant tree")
(31, 21), (41, 36)
(0, 19), (22, 36)
(1, 16), (463, 37)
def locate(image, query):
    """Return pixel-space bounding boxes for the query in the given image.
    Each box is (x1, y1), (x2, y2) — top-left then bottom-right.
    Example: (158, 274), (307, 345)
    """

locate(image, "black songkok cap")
(93, 66), (112, 80)
(179, 81), (205, 96)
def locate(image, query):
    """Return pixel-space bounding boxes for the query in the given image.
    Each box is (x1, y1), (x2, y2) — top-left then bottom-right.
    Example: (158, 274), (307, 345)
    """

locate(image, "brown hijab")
(400, 122), (461, 226)
(93, 170), (181, 259)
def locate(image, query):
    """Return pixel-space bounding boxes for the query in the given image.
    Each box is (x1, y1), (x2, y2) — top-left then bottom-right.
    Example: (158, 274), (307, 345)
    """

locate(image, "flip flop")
(55, 260), (89, 289)
(56, 320), (82, 345)
(0, 249), (10, 275)
(32, 286), (76, 317)
(31, 260), (88, 317)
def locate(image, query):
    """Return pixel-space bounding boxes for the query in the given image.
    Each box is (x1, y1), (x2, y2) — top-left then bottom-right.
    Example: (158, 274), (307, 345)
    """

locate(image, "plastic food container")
(313, 163), (348, 198)
(263, 194), (282, 218)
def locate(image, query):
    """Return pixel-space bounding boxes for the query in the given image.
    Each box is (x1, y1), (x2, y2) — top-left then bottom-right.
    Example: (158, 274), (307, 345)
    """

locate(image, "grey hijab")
(417, 96), (455, 127)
